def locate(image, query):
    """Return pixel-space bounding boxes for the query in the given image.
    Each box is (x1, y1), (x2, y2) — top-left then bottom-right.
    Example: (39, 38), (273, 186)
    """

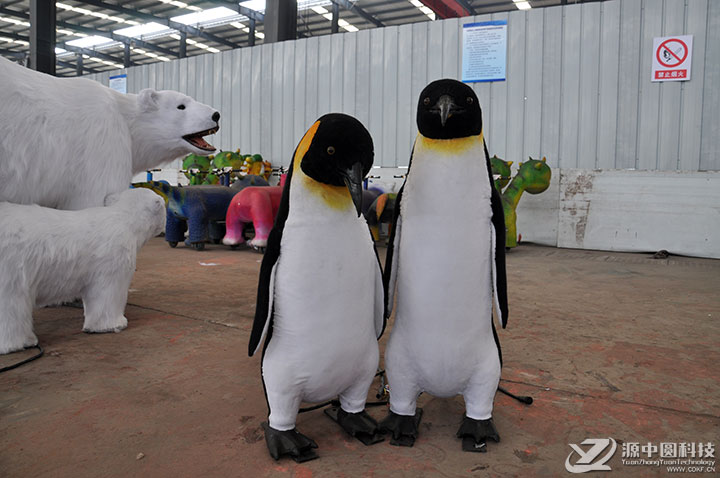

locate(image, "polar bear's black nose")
(212, 112), (220, 122)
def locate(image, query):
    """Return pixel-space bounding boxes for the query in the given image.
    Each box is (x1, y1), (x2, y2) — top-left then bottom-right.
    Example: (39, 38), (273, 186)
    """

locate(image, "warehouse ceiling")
(0, 0), (593, 77)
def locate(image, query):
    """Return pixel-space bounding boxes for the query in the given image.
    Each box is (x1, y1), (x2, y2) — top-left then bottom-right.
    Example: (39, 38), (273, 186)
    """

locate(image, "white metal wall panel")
(539, 7), (562, 169)
(577, 3), (601, 169)
(637, 5), (662, 171)
(382, 26), (399, 167)
(523, 8), (543, 162)
(85, 0), (718, 173)
(700, 0), (720, 171)
(559, 5), (582, 169)
(657, 0), (685, 171)
(679, 0), (707, 171)
(614, 0), (642, 169)
(596, 0), (620, 170)
(556, 169), (720, 259)
(505, 12), (525, 165)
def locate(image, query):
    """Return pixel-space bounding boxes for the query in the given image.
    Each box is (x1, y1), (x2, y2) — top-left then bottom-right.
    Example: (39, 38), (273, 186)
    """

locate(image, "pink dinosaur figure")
(222, 186), (282, 249)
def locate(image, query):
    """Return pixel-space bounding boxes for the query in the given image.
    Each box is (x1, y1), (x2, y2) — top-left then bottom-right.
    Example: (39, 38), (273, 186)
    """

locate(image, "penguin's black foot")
(261, 422), (319, 463)
(324, 407), (384, 446)
(456, 416), (500, 453)
(378, 409), (423, 447)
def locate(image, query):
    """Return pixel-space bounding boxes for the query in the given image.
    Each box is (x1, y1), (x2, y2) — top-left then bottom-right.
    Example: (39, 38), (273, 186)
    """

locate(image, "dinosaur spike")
(518, 162), (524, 167)
(542, 156), (547, 162)
(534, 162), (543, 170)
(507, 161), (513, 167)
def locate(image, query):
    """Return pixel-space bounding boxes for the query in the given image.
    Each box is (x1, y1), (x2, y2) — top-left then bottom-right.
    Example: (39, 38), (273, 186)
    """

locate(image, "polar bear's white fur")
(0, 56), (219, 210)
(0, 188), (166, 355)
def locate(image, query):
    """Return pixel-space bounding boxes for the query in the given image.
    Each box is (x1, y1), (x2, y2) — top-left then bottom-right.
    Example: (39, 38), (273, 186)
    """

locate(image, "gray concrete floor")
(1, 238), (718, 477)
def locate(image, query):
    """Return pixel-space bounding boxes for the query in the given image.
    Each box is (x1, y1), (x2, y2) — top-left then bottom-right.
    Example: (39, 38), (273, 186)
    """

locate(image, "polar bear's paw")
(83, 316), (128, 334)
(0, 328), (38, 355)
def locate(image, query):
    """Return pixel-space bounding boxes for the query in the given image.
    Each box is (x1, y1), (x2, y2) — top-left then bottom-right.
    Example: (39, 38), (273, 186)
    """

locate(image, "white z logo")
(565, 438), (617, 473)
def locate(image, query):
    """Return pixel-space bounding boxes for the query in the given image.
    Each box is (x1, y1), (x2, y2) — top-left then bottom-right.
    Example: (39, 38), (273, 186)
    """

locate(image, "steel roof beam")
(78, 0), (239, 49)
(330, 0), (383, 27)
(0, 30), (128, 67)
(0, 5), (179, 58)
(57, 58), (101, 74)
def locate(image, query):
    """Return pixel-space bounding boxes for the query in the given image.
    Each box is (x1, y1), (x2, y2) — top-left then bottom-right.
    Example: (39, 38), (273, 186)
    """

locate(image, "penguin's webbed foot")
(324, 407), (384, 446)
(378, 409), (423, 447)
(261, 422), (319, 463)
(456, 416), (500, 453)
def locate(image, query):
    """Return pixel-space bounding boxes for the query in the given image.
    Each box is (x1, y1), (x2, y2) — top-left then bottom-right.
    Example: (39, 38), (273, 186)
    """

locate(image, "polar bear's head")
(106, 188), (167, 247)
(131, 89), (220, 174)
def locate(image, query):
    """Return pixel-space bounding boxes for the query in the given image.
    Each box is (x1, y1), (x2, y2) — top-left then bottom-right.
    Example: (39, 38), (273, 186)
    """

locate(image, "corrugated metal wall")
(88, 0), (720, 171)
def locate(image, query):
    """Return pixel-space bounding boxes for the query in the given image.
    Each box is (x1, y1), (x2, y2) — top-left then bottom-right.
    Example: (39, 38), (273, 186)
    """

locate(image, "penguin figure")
(380, 79), (508, 452)
(249, 114), (386, 462)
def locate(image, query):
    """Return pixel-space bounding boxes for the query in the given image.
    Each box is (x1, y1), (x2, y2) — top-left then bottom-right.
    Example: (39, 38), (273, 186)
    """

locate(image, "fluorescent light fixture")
(66, 35), (114, 48)
(311, 4), (359, 32)
(115, 22), (171, 38)
(241, 0), (267, 13)
(55, 47), (67, 54)
(513, 0), (532, 9)
(408, 1), (436, 21)
(0, 16), (30, 27)
(171, 6), (239, 25)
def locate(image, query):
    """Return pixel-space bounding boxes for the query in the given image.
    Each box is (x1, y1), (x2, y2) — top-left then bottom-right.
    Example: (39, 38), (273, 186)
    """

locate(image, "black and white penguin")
(380, 79), (509, 452)
(248, 113), (386, 462)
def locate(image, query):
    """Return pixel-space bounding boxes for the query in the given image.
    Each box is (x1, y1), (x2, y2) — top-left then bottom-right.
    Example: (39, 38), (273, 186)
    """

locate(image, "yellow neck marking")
(416, 130), (484, 155)
(292, 121), (352, 211)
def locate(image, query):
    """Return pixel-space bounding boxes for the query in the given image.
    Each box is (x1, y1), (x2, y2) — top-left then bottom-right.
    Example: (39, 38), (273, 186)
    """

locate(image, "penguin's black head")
(417, 79), (482, 140)
(300, 113), (374, 216)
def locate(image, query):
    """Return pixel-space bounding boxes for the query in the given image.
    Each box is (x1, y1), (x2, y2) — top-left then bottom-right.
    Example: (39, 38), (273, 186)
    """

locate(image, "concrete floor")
(1, 238), (718, 477)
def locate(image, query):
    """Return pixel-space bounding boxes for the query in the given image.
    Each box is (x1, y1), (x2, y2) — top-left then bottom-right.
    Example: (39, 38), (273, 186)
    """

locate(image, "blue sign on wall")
(462, 20), (508, 83)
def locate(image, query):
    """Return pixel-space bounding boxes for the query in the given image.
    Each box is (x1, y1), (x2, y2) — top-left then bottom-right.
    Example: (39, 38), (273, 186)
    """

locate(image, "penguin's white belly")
(264, 212), (378, 403)
(391, 146), (496, 397)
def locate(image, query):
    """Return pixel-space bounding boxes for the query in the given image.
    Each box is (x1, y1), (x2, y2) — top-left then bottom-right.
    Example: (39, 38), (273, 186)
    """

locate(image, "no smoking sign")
(651, 35), (693, 82)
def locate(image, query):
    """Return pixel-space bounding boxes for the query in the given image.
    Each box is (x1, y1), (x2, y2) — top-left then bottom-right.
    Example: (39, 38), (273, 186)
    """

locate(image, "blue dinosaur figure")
(133, 181), (237, 251)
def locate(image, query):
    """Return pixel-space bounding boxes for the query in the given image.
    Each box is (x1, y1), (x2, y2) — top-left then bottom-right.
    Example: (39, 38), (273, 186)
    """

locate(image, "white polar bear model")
(0, 56), (220, 210)
(0, 188), (166, 355)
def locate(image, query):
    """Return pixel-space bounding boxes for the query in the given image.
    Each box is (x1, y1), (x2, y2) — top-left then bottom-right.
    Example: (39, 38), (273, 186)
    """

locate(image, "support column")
(29, 0), (56, 75)
(76, 53), (83, 76)
(124, 42), (131, 67)
(179, 31), (187, 58)
(248, 18), (256, 47)
(331, 2), (339, 34)
(264, 0), (296, 43)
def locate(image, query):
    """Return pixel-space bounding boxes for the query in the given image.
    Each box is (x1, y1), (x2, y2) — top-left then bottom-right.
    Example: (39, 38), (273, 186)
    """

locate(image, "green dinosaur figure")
(490, 155), (513, 191)
(492, 156), (552, 249)
(207, 149), (244, 185)
(182, 153), (213, 185)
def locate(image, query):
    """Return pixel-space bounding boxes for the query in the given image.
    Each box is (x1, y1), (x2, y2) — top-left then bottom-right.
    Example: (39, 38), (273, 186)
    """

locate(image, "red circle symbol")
(657, 39), (688, 68)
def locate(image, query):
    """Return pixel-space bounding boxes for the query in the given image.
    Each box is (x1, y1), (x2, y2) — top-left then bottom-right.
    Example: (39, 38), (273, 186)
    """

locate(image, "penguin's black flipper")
(378, 409), (423, 447)
(248, 159), (295, 357)
(382, 183), (405, 318)
(483, 138), (509, 328)
(324, 407), (385, 445)
(456, 416), (500, 453)
(262, 422), (319, 463)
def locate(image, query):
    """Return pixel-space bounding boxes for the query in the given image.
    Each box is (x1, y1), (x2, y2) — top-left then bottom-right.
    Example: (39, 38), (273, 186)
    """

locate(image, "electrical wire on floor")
(0, 345), (44, 373)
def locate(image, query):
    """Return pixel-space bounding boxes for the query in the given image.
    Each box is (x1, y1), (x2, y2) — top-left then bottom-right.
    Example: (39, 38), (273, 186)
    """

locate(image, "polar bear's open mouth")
(183, 126), (218, 152)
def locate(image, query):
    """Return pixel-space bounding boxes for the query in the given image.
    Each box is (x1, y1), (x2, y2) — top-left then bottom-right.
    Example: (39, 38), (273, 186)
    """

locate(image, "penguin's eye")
(466, 97), (474, 104)
(326, 146), (336, 155)
(423, 97), (430, 106)
(177, 104), (186, 110)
